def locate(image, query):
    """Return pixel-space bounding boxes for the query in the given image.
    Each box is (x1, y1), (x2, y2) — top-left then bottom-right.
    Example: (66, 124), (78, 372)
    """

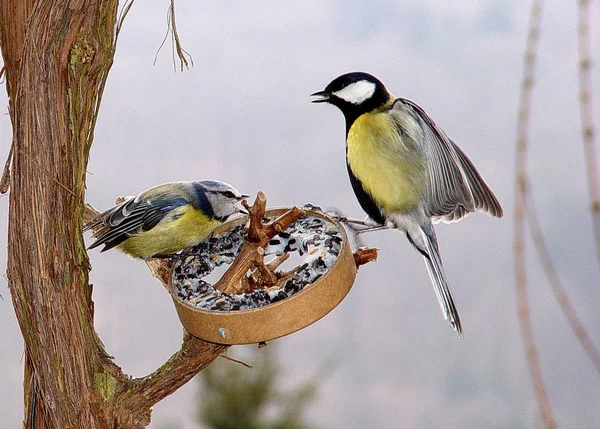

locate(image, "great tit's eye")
(223, 191), (235, 198)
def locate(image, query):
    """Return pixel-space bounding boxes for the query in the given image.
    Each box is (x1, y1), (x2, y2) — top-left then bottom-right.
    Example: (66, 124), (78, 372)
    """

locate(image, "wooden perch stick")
(353, 247), (378, 268)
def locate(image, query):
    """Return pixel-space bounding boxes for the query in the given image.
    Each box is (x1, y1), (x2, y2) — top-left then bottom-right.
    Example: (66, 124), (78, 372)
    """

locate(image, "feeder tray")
(167, 208), (357, 345)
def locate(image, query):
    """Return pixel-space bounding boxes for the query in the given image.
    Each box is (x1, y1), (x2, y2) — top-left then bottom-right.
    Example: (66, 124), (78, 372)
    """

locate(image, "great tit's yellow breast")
(347, 109), (426, 214)
(118, 205), (221, 258)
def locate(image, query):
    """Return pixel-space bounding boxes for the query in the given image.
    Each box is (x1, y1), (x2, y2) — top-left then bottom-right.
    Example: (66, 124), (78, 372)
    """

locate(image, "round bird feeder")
(167, 193), (376, 345)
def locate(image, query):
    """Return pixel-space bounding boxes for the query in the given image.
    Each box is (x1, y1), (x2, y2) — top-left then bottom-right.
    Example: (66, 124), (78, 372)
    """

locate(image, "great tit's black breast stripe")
(346, 163), (386, 225)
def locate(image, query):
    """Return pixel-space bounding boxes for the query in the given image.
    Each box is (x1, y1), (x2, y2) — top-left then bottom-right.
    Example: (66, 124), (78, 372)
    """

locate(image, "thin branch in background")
(220, 353), (254, 369)
(525, 179), (600, 375)
(87, 0), (135, 157)
(577, 0), (600, 266)
(116, 0), (135, 42)
(513, 1), (557, 428)
(154, 0), (193, 72)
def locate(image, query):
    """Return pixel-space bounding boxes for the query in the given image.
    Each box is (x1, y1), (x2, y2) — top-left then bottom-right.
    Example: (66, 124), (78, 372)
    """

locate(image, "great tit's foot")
(338, 217), (392, 235)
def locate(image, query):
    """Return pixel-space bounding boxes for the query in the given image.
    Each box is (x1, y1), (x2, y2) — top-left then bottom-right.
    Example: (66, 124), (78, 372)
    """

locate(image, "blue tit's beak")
(237, 195), (250, 214)
(310, 90), (330, 103)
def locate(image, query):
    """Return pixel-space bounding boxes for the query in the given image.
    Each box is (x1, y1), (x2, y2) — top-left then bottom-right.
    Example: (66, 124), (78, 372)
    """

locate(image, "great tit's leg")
(354, 225), (392, 235)
(341, 216), (379, 226)
(340, 216), (393, 235)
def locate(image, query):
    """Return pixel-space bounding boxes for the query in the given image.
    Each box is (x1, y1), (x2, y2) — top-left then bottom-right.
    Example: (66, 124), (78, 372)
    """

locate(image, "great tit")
(312, 72), (503, 336)
(85, 180), (248, 259)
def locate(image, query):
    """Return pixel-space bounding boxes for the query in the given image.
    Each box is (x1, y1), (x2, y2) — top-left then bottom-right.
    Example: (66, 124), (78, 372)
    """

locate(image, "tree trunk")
(0, 2), (226, 427)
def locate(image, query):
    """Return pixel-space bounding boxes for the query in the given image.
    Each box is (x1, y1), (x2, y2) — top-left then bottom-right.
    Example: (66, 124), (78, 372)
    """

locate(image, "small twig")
(19, 148), (76, 197)
(83, 203), (101, 223)
(526, 183), (600, 376)
(265, 207), (305, 240)
(154, 0), (193, 71)
(219, 353), (253, 369)
(265, 253), (290, 271)
(252, 247), (278, 287)
(272, 266), (301, 287)
(115, 0), (135, 42)
(0, 142), (13, 194)
(353, 247), (378, 268)
(168, 0), (193, 71)
(577, 0), (600, 266)
(245, 192), (268, 242)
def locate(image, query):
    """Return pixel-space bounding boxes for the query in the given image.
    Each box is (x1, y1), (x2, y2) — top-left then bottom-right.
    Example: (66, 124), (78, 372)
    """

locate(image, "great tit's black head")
(311, 72), (392, 123)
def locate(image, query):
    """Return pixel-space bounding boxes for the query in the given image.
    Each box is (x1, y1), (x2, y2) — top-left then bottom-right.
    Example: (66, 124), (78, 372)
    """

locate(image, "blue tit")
(312, 72), (503, 336)
(85, 180), (248, 259)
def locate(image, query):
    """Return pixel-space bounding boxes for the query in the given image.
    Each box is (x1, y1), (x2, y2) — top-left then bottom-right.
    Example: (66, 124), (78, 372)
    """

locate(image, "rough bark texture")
(0, 2), (226, 428)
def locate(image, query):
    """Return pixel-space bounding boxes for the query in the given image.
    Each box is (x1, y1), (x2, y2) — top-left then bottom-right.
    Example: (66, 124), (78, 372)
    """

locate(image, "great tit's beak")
(239, 194), (250, 199)
(310, 90), (330, 103)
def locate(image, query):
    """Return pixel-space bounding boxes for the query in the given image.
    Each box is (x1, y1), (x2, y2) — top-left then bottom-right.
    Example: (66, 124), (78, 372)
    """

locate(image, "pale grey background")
(1, 1), (599, 428)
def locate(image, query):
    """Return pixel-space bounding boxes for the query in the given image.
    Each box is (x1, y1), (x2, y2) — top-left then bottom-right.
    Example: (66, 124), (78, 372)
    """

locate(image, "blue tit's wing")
(392, 98), (503, 223)
(84, 195), (187, 252)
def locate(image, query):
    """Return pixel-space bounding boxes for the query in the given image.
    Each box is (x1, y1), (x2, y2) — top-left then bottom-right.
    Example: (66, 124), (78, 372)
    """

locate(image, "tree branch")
(84, 204), (230, 424)
(114, 332), (226, 428)
(513, 2), (557, 427)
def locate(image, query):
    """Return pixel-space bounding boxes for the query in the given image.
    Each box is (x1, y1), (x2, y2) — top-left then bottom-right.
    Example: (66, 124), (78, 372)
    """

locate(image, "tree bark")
(0, 2), (227, 428)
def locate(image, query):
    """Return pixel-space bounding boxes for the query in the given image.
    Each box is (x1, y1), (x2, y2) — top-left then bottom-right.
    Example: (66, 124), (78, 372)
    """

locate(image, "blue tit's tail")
(406, 222), (463, 337)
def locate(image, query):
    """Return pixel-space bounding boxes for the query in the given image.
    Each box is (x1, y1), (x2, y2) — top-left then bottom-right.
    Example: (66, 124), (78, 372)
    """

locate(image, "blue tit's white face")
(201, 181), (248, 219)
(331, 80), (376, 105)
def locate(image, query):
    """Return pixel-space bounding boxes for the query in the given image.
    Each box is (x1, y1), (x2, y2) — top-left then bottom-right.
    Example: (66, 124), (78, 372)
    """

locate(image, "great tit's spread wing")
(392, 98), (503, 223)
(84, 195), (187, 251)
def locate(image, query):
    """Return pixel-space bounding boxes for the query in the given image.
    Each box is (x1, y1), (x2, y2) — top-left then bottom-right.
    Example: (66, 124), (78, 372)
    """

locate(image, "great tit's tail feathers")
(409, 223), (463, 337)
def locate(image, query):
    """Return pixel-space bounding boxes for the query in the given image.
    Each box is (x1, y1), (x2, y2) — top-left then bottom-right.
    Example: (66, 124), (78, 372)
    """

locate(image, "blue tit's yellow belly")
(346, 110), (427, 215)
(118, 205), (221, 259)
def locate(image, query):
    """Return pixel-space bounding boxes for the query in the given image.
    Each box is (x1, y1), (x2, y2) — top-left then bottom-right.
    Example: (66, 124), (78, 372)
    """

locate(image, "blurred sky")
(1, 1), (599, 428)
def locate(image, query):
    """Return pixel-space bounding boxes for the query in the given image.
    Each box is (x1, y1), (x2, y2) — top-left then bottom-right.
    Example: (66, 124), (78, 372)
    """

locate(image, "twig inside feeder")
(213, 191), (305, 294)
(265, 253), (290, 271)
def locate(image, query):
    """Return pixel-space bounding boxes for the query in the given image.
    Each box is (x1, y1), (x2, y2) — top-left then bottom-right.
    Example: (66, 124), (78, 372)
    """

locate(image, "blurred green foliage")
(196, 345), (327, 429)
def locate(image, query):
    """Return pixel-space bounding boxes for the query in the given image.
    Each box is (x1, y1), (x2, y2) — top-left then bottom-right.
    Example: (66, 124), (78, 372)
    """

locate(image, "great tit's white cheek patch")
(333, 80), (376, 105)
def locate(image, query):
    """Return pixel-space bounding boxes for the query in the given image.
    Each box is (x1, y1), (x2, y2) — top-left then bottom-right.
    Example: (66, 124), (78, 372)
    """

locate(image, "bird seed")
(172, 214), (343, 312)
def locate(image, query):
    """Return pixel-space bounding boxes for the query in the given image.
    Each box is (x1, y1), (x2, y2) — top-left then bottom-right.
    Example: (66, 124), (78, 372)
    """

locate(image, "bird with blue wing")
(85, 180), (248, 259)
(312, 72), (503, 336)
